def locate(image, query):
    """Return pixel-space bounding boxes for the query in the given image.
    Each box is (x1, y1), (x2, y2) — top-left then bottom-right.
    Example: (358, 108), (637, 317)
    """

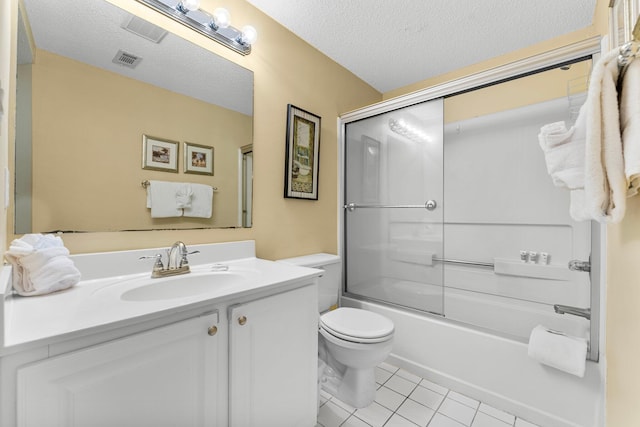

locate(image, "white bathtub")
(341, 294), (605, 427)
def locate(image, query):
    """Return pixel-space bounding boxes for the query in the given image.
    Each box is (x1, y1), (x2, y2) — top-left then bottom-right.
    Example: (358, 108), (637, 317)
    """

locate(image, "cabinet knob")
(238, 315), (247, 326)
(207, 325), (218, 336)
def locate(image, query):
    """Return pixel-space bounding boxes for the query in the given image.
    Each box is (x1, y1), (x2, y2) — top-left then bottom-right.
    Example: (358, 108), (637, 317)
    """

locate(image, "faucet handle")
(139, 253), (164, 272)
(180, 250), (200, 267)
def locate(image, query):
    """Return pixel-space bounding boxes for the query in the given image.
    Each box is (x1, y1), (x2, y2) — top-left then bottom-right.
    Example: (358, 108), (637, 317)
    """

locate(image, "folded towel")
(146, 180), (184, 218)
(4, 233), (81, 296)
(620, 59), (640, 196)
(538, 104), (587, 190)
(527, 325), (587, 377)
(583, 48), (627, 223)
(183, 183), (213, 218)
(175, 184), (193, 208)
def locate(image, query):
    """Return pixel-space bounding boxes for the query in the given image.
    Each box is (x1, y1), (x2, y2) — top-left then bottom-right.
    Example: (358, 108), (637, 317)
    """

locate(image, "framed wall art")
(141, 135), (179, 173)
(184, 142), (214, 176)
(284, 104), (321, 200)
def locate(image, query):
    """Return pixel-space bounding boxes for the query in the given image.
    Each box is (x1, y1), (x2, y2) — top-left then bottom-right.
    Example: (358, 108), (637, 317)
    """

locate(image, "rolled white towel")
(527, 325), (588, 377)
(5, 234), (81, 296)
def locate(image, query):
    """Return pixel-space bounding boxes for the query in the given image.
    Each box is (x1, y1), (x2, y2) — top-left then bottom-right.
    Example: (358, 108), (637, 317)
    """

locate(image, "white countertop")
(1, 241), (321, 352)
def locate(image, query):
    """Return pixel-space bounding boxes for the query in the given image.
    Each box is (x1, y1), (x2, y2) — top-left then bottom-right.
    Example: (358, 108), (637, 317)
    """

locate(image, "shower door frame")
(338, 35), (603, 362)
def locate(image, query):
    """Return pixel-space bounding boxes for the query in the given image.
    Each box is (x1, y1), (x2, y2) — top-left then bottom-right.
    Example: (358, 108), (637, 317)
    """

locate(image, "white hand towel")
(538, 104), (587, 190)
(4, 233), (81, 296)
(583, 49), (627, 223)
(175, 184), (193, 208)
(183, 183), (213, 218)
(527, 325), (587, 378)
(146, 180), (184, 218)
(620, 59), (640, 196)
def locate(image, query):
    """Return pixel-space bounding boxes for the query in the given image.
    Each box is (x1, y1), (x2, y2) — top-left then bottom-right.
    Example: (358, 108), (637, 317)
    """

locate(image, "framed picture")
(142, 135), (179, 173)
(284, 104), (321, 200)
(184, 142), (214, 176)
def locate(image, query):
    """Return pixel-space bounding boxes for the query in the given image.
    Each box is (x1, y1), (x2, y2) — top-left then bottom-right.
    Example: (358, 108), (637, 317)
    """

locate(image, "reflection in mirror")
(15, 0), (254, 233)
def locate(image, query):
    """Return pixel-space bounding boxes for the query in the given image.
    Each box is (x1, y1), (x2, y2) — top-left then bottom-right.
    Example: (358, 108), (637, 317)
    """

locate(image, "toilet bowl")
(277, 254), (395, 409)
(319, 307), (394, 407)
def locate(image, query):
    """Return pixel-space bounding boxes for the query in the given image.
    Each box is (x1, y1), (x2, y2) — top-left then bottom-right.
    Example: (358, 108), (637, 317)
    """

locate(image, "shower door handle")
(344, 202), (438, 211)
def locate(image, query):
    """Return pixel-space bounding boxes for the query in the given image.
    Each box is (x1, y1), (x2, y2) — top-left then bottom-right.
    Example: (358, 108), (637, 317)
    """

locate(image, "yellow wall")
(5, 0), (381, 257)
(27, 49), (250, 231)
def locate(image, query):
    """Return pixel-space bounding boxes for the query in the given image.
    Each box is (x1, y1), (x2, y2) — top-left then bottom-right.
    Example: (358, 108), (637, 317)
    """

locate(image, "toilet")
(278, 253), (394, 408)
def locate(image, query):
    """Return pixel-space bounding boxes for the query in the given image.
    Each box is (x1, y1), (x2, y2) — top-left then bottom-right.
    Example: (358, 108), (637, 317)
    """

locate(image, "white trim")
(340, 36), (601, 123)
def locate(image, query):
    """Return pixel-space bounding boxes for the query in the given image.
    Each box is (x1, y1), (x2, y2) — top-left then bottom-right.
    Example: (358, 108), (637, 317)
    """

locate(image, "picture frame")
(284, 104), (321, 200)
(141, 135), (179, 173)
(184, 142), (214, 176)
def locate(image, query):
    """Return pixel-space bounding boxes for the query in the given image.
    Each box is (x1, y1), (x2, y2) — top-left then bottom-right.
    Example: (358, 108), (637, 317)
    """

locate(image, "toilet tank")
(277, 253), (341, 312)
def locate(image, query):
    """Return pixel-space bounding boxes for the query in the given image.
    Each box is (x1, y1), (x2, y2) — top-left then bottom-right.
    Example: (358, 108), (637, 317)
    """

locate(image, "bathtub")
(341, 292), (605, 427)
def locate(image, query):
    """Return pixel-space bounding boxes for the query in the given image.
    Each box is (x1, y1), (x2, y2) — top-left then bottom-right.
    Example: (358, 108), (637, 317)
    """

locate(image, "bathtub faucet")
(553, 304), (591, 320)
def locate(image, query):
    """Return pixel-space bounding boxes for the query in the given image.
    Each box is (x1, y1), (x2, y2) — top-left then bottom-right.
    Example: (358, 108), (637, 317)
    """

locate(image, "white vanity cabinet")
(229, 284), (318, 427)
(9, 282), (319, 427)
(16, 312), (223, 427)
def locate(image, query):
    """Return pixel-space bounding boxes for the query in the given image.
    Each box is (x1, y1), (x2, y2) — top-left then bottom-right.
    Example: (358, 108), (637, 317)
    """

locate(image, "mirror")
(15, 0), (254, 233)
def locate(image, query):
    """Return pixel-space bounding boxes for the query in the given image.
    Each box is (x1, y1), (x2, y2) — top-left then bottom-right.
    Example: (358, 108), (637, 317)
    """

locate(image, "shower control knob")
(238, 316), (247, 326)
(425, 200), (437, 211)
(207, 325), (218, 336)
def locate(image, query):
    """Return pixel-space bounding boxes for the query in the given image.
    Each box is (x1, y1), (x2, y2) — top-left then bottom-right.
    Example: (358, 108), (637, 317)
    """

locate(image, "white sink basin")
(120, 271), (245, 301)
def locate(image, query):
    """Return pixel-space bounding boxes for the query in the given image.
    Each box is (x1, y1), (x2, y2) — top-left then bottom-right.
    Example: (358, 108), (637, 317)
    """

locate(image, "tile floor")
(316, 361), (542, 427)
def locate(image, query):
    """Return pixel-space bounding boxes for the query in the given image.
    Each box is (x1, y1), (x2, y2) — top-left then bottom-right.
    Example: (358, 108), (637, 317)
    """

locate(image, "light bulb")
(212, 8), (231, 29)
(177, 0), (200, 13)
(239, 25), (257, 45)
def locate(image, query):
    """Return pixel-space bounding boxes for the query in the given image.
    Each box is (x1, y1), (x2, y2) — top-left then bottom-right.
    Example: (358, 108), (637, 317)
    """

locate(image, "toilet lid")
(320, 308), (394, 342)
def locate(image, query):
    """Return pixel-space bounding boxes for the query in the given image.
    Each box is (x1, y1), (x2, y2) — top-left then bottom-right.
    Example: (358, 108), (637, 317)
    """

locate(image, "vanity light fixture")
(136, 0), (257, 55)
(388, 118), (431, 144)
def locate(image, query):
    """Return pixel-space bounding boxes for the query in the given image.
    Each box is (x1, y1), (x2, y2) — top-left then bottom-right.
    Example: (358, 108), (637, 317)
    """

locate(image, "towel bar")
(141, 180), (218, 191)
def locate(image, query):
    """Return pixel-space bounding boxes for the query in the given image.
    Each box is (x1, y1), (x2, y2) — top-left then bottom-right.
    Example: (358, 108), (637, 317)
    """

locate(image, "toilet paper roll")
(527, 325), (588, 377)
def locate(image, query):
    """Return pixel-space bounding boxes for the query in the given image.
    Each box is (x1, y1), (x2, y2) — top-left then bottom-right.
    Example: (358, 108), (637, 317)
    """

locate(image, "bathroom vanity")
(0, 241), (320, 427)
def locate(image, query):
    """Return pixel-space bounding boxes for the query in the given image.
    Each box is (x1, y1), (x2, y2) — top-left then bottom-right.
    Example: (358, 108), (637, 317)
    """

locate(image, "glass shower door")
(343, 98), (444, 315)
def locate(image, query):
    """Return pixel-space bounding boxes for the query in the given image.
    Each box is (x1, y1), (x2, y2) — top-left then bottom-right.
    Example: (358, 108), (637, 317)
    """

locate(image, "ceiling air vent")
(112, 50), (142, 69)
(121, 15), (168, 43)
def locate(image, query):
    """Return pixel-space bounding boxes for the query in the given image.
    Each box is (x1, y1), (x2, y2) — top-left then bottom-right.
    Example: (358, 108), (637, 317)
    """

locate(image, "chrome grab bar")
(432, 258), (494, 268)
(344, 200), (437, 211)
(554, 304), (591, 320)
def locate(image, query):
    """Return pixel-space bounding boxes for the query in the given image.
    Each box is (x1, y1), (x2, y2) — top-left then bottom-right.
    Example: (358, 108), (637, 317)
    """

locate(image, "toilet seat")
(320, 308), (394, 344)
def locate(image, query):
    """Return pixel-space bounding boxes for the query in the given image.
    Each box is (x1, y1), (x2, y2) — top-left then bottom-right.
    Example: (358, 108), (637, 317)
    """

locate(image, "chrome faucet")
(168, 241), (187, 270)
(140, 241), (200, 278)
(553, 304), (591, 320)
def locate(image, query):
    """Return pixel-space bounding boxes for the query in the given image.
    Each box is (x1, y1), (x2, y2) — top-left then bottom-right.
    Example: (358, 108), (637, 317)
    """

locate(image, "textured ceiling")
(245, 0), (598, 93)
(20, 0), (253, 115)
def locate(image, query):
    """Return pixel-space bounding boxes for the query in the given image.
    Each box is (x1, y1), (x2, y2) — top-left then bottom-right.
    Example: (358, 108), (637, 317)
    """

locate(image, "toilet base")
(319, 359), (377, 408)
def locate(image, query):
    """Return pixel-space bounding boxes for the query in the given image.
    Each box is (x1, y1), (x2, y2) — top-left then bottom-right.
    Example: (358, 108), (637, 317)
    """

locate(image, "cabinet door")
(17, 312), (221, 427)
(229, 284), (318, 427)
